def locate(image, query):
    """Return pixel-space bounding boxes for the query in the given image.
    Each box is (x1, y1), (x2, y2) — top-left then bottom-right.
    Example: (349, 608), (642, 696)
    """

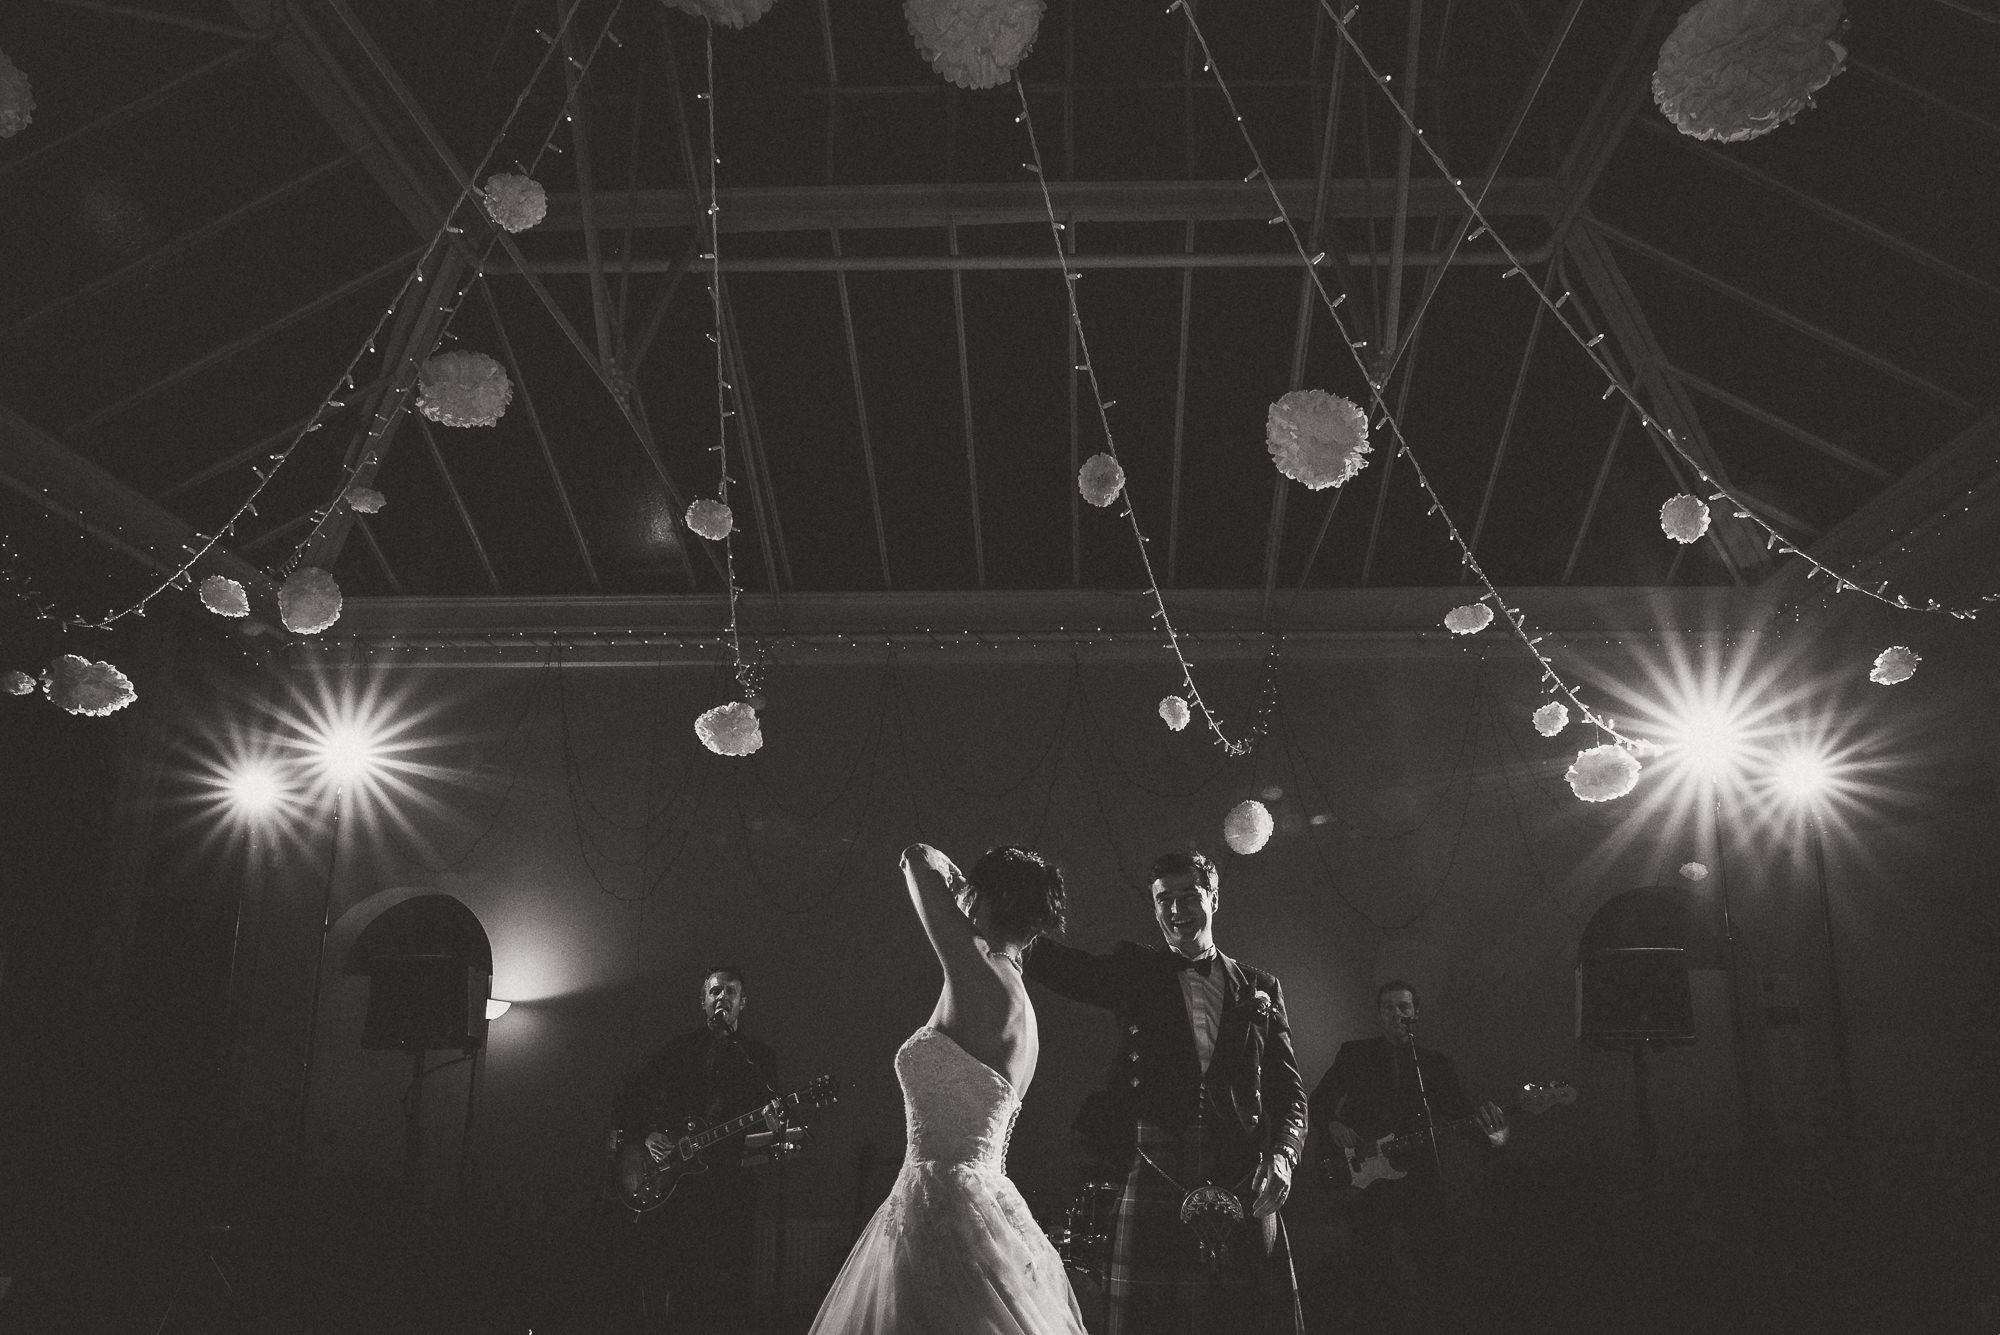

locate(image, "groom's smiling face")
(1151, 871), (1217, 956)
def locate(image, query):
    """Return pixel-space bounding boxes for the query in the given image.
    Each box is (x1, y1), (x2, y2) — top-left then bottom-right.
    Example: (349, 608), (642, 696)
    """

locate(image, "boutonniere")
(1245, 989), (1274, 1019)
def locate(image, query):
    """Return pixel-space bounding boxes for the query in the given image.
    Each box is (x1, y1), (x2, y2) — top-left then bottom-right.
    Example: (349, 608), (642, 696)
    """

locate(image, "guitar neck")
(689, 1092), (794, 1153)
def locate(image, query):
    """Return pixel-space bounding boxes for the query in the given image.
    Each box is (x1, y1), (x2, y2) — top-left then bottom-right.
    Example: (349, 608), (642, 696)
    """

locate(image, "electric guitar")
(1324, 1081), (1576, 1190)
(613, 1074), (839, 1213)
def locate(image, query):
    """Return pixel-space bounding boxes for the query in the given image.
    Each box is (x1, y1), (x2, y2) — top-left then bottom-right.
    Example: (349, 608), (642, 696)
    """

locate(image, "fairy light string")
(61, 2), (609, 630)
(698, 20), (758, 701)
(1170, 1), (1638, 746)
(1013, 76), (1253, 758)
(1302, 0), (1987, 622)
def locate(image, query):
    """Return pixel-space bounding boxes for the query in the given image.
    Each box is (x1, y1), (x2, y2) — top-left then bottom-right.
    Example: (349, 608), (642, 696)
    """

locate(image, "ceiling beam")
(1562, 223), (1767, 581)
(531, 177), (1569, 232)
(0, 403), (277, 623)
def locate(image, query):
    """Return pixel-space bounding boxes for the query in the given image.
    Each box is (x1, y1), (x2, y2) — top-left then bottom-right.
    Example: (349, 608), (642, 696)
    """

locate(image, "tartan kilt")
(1104, 1123), (1303, 1335)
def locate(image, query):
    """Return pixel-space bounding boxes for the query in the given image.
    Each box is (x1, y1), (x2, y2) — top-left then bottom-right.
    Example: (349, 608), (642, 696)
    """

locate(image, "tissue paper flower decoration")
(1532, 702), (1569, 737)
(1267, 389), (1371, 491)
(1078, 452), (1125, 508)
(661, 0), (778, 27)
(695, 701), (763, 756)
(685, 498), (734, 541)
(42, 655), (136, 716)
(0, 47), (33, 139)
(1444, 603), (1494, 635)
(3, 670), (35, 696)
(904, 0), (1045, 90)
(1223, 799), (1274, 855)
(1660, 493), (1711, 544)
(1159, 695), (1191, 731)
(417, 350), (512, 427)
(1566, 745), (1641, 803)
(482, 173), (547, 233)
(279, 566), (342, 634)
(1653, 0), (1846, 143)
(344, 486), (386, 514)
(1868, 645), (1918, 685)
(1680, 861), (1710, 881)
(199, 575), (250, 618)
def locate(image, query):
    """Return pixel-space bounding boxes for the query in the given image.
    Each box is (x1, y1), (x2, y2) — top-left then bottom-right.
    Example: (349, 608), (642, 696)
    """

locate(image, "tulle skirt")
(807, 1159), (1088, 1335)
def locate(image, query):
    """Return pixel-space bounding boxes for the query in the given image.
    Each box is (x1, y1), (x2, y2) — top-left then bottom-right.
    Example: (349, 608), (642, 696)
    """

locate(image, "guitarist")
(613, 965), (780, 1334)
(1310, 980), (1507, 1335)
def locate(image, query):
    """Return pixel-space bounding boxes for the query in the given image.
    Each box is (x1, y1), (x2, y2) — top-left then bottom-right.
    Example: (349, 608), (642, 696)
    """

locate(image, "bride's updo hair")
(968, 845), (1067, 941)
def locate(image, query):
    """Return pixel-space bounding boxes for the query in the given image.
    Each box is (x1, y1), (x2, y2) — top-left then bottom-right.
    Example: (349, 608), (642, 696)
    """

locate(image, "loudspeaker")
(361, 955), (486, 1052)
(1578, 946), (1695, 1048)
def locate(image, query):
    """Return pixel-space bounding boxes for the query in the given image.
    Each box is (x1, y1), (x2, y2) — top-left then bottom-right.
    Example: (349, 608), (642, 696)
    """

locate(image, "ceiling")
(2, 0), (1997, 650)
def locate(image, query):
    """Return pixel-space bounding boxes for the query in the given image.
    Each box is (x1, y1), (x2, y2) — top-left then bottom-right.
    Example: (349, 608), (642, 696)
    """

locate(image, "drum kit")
(1042, 1180), (1118, 1331)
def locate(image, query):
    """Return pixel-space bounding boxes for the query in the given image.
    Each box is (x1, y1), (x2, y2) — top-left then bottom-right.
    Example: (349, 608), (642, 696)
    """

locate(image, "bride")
(807, 843), (1087, 1335)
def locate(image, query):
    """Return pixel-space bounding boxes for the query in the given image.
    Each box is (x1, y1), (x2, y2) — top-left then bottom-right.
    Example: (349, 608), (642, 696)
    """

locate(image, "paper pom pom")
(695, 701), (764, 756)
(1566, 745), (1641, 803)
(1078, 452), (1125, 508)
(1660, 493), (1712, 544)
(1266, 389), (1372, 491)
(685, 498), (734, 541)
(344, 486), (386, 514)
(903, 0), (1046, 90)
(1868, 645), (1919, 686)
(279, 566), (342, 635)
(1653, 0), (1846, 144)
(2, 670), (35, 696)
(42, 655), (136, 716)
(1159, 695), (1191, 731)
(0, 47), (34, 139)
(1223, 799), (1274, 855)
(199, 575), (250, 618)
(1679, 861), (1710, 881)
(1444, 603), (1494, 635)
(482, 173), (547, 233)
(1532, 702), (1569, 737)
(417, 350), (512, 427)
(660, 0), (778, 28)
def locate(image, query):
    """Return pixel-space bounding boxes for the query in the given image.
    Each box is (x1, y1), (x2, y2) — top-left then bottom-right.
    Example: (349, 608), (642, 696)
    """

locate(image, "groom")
(1025, 850), (1307, 1335)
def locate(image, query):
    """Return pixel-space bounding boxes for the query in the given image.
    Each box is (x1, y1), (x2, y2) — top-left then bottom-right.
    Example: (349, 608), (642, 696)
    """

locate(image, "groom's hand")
(1249, 1153), (1292, 1218)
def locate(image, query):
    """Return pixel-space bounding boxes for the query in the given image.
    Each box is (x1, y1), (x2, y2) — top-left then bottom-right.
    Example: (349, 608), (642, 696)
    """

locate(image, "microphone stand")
(720, 1022), (786, 1330)
(1401, 1020), (1446, 1179)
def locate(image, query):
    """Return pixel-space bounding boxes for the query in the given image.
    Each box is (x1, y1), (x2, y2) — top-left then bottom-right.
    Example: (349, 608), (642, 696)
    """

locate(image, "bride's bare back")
(901, 844), (1041, 1095)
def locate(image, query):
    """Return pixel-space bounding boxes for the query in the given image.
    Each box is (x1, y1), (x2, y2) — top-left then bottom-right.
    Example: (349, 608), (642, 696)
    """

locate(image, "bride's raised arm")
(900, 843), (987, 977)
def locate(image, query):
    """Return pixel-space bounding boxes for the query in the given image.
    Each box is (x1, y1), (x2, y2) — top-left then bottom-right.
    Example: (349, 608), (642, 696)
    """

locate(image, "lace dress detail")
(807, 1027), (1087, 1334)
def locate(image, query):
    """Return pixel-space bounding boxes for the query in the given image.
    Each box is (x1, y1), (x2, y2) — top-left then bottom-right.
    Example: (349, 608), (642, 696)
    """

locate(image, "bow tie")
(1173, 952), (1216, 977)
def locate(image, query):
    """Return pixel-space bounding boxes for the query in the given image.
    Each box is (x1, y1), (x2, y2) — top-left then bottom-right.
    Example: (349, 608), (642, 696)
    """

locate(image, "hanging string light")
(53, 1), (614, 632)
(1013, 77), (1253, 757)
(1301, 0), (1988, 623)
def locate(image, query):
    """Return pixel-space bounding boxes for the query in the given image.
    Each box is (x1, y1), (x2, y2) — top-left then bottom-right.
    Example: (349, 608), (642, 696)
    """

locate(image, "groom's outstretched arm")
(1022, 936), (1122, 1009)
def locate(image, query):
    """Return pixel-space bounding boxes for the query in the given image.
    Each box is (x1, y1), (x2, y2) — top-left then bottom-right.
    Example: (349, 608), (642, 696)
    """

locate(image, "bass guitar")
(1324, 1080), (1575, 1190)
(613, 1074), (839, 1213)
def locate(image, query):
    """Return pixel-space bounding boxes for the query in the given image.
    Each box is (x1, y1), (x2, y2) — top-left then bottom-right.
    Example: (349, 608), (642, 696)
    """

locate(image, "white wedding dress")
(807, 1026), (1088, 1334)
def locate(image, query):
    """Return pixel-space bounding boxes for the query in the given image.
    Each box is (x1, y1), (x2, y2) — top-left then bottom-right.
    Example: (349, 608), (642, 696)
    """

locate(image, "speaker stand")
(1624, 1040), (1657, 1170)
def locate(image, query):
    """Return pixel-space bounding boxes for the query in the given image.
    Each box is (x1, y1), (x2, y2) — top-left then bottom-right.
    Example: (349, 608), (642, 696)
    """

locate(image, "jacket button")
(1126, 1025), (1139, 1037)
(1127, 1052), (1140, 1062)
(1129, 1076), (1141, 1088)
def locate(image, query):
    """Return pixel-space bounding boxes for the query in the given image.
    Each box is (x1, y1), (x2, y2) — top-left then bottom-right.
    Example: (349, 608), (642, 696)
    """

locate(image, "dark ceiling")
(1, 0), (1997, 641)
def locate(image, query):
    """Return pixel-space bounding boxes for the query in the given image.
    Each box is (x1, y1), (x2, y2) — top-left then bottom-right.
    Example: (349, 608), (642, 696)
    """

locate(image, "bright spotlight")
(313, 724), (383, 783)
(1774, 753), (1833, 803)
(1674, 708), (1746, 777)
(485, 998), (513, 1021)
(226, 764), (286, 814)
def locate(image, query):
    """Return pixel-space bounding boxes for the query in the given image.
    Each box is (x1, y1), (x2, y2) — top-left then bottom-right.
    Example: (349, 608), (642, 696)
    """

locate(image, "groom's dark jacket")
(1026, 939), (1309, 1167)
